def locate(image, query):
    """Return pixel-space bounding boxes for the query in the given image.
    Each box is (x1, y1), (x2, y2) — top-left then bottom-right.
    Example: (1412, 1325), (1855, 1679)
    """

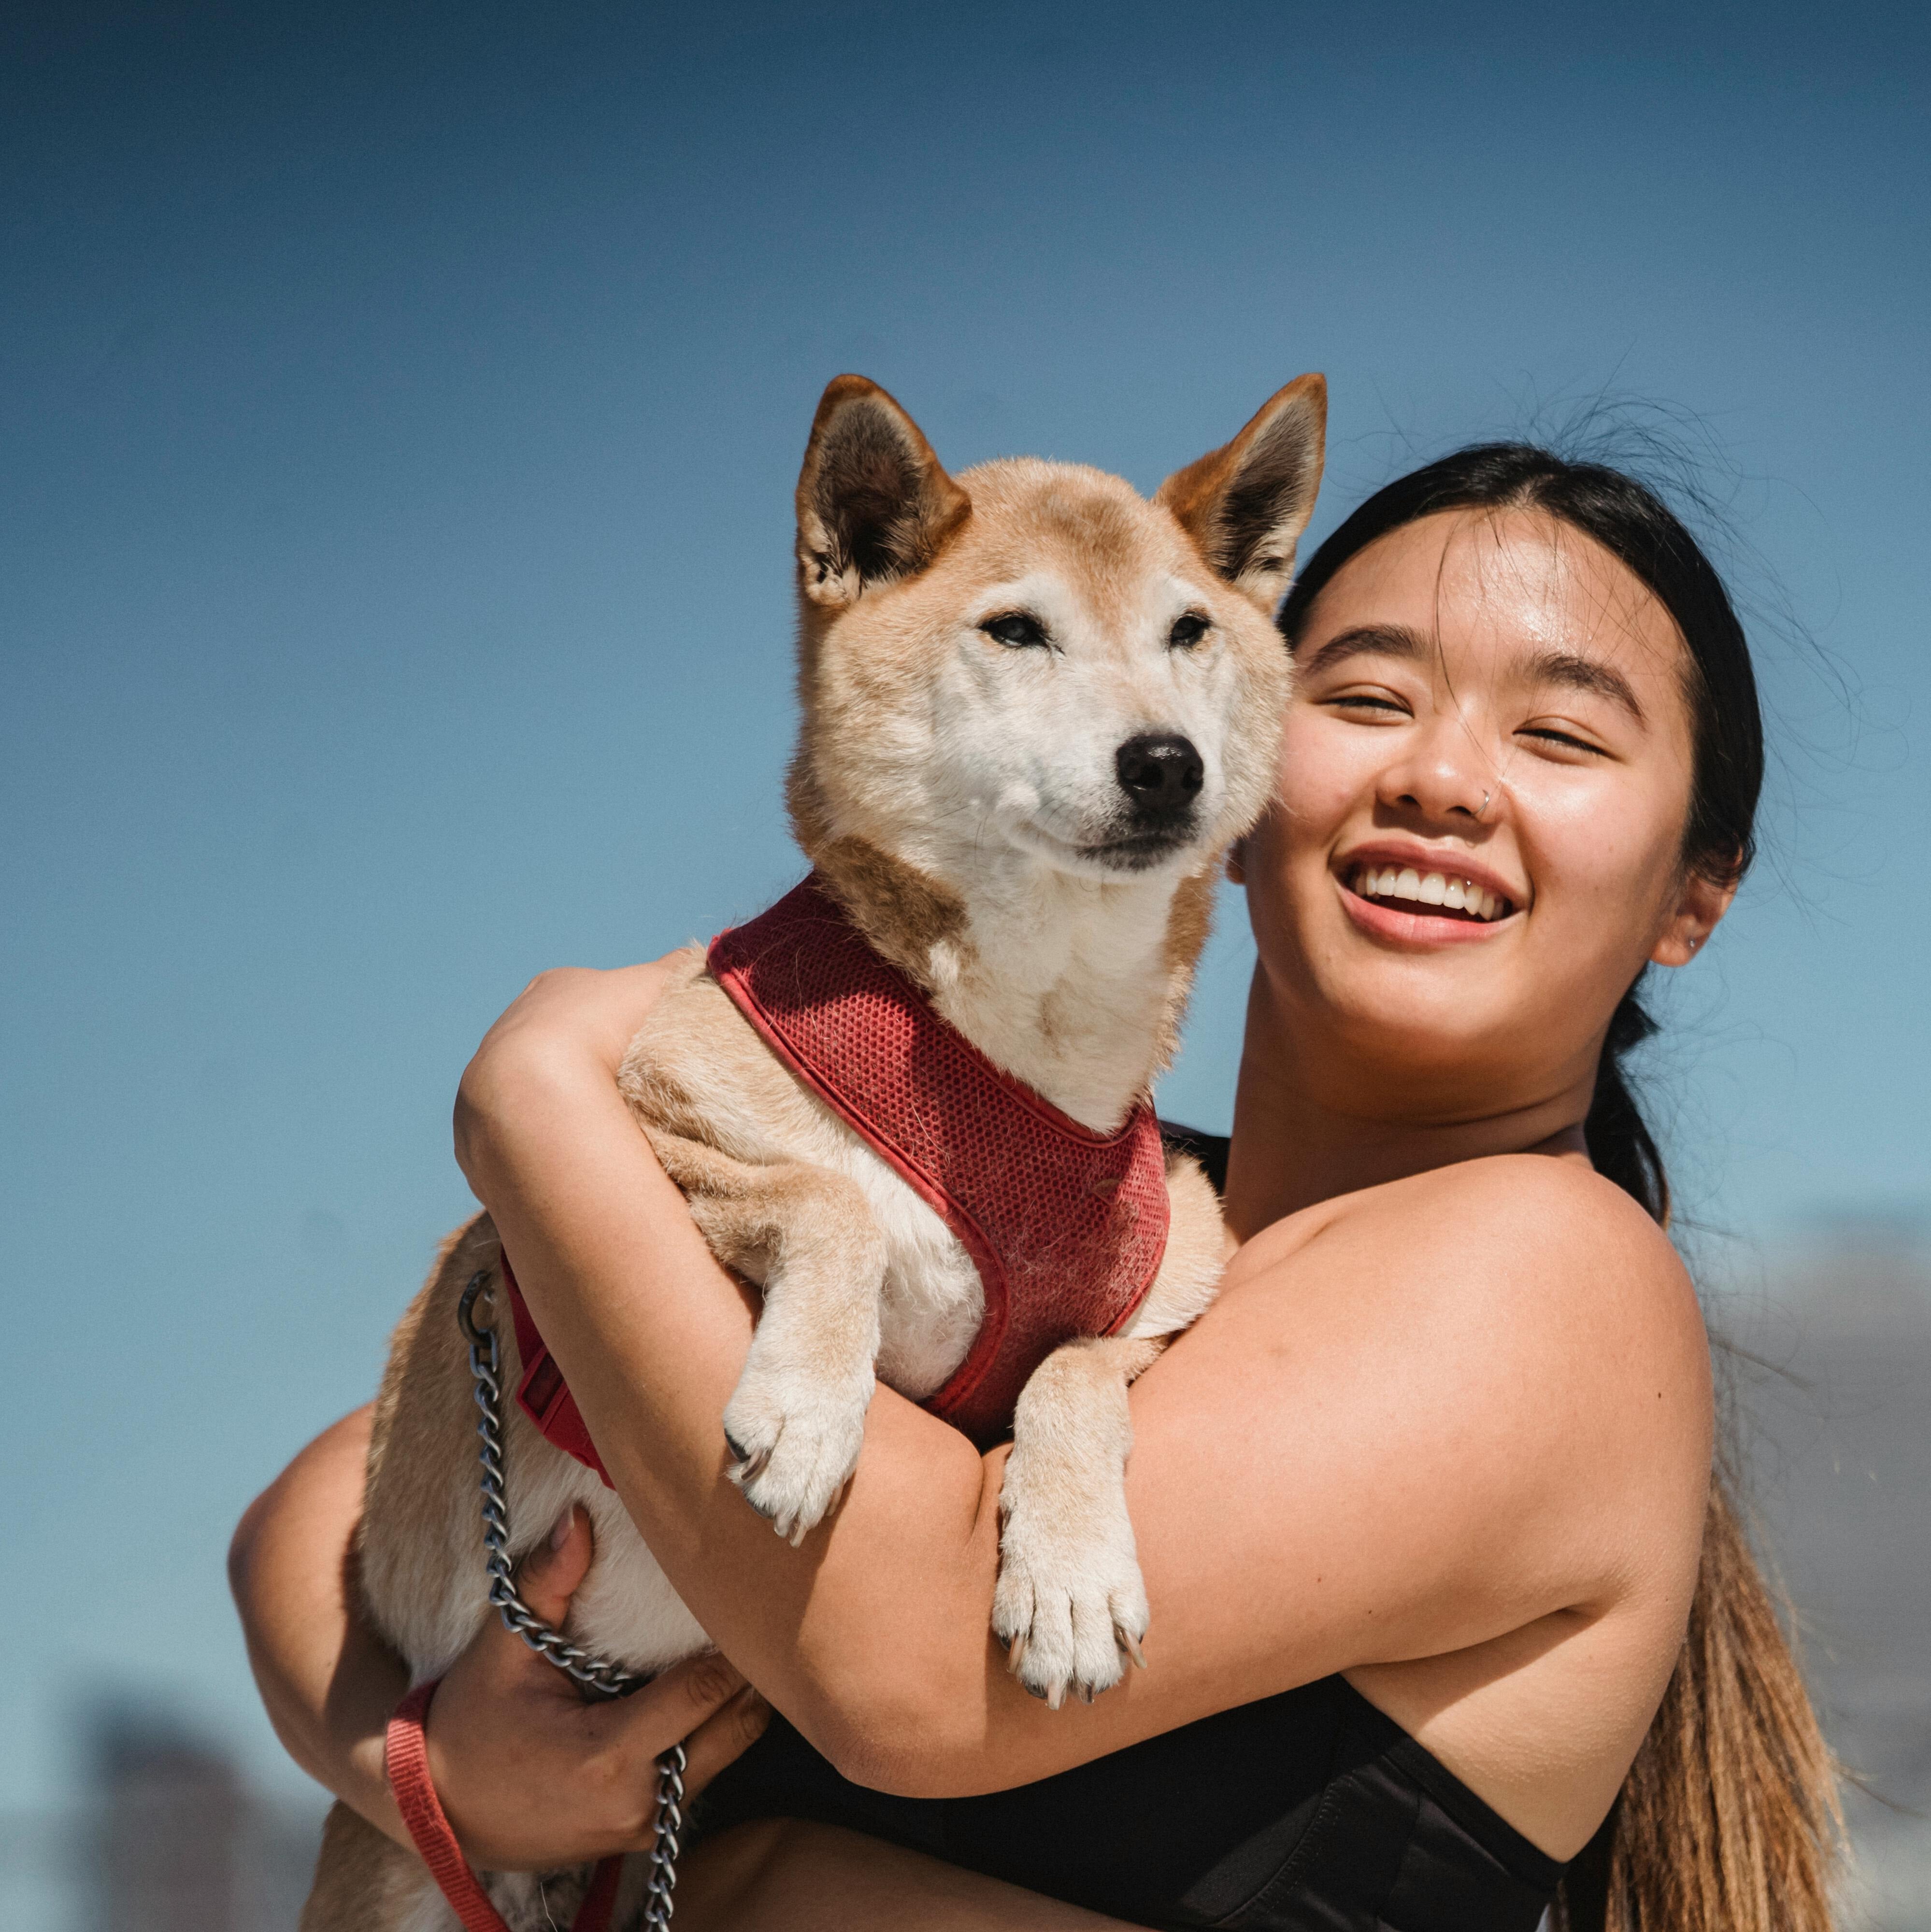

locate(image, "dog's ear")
(796, 376), (970, 610)
(1156, 374), (1327, 612)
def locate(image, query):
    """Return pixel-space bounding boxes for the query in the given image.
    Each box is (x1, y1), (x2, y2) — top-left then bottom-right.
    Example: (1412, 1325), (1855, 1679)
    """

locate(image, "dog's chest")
(850, 1143), (986, 1399)
(735, 1095), (986, 1400)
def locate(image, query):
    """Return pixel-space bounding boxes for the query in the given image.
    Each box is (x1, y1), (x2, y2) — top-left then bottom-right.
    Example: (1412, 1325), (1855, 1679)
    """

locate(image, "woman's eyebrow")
(1526, 650), (1645, 722)
(1299, 624), (1429, 675)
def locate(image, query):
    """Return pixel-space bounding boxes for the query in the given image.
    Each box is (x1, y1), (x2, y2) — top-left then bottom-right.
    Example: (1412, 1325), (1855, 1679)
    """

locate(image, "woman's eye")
(980, 612), (1049, 649)
(1168, 612), (1211, 649)
(1519, 725), (1604, 755)
(1323, 691), (1409, 718)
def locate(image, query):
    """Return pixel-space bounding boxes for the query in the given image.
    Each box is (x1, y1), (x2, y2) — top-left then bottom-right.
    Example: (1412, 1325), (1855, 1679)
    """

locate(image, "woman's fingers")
(680, 1682), (773, 1800)
(511, 1512), (759, 1749)
(427, 1504), (766, 1867)
(515, 1505), (597, 1627)
(627, 1645), (749, 1746)
(458, 1506), (601, 1708)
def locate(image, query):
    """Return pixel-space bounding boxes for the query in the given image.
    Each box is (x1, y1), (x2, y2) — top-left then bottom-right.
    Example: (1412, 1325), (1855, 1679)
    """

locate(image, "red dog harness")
(508, 870), (1170, 1468)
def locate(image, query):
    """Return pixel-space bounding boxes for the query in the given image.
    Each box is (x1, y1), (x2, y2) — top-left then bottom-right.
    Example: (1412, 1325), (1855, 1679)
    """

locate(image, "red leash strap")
(385, 1678), (626, 1932)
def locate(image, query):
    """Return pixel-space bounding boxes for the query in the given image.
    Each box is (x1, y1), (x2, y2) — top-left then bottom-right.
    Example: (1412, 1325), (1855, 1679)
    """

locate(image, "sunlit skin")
(230, 509), (1736, 1931)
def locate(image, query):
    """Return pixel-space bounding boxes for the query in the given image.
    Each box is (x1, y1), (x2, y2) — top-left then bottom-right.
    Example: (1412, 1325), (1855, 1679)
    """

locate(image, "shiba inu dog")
(304, 371), (1324, 1932)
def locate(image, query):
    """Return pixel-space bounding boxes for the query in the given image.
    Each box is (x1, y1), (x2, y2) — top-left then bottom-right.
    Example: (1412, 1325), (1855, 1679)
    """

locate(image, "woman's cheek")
(1523, 774), (1683, 936)
(1274, 711), (1377, 830)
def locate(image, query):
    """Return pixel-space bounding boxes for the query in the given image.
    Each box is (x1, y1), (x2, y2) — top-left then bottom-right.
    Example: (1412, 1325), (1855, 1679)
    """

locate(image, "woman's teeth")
(1348, 864), (1511, 922)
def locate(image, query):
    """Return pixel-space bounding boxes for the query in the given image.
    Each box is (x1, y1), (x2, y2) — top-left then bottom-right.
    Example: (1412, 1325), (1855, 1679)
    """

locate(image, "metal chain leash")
(458, 1268), (687, 1928)
(642, 1742), (686, 1930)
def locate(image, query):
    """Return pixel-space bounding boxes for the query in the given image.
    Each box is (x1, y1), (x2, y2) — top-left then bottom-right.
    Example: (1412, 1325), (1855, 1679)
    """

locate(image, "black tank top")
(692, 1130), (1567, 1931)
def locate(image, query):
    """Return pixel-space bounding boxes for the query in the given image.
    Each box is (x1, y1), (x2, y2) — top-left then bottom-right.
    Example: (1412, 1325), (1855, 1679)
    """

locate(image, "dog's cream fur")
(304, 373), (1325, 1932)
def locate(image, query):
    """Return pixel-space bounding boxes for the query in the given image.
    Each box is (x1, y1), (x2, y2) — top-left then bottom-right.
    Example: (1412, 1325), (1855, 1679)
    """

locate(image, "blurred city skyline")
(2, 2), (1927, 1915)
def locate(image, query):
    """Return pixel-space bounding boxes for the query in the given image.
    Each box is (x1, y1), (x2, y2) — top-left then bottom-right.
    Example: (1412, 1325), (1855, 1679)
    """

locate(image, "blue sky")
(3, 2), (1926, 1813)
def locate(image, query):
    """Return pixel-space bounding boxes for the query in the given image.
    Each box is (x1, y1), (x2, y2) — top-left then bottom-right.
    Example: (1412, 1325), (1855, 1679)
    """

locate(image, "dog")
(303, 371), (1324, 1932)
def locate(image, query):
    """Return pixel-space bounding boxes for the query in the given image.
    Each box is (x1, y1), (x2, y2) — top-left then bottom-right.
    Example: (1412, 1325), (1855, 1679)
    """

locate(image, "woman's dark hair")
(1279, 446), (1840, 1932)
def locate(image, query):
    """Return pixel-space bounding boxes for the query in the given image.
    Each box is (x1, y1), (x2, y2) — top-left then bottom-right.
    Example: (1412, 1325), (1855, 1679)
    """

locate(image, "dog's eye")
(1168, 612), (1211, 650)
(980, 612), (1050, 650)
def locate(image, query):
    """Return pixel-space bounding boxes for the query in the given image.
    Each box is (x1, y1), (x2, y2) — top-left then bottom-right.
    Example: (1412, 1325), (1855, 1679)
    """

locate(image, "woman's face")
(1241, 506), (1734, 1119)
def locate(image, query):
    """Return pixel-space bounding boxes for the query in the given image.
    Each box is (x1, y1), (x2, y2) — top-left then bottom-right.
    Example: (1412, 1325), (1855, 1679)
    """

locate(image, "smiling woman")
(1238, 446), (1826, 1927)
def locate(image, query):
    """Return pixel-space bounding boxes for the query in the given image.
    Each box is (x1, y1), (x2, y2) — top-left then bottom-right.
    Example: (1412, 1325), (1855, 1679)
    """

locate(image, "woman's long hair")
(1279, 447), (1844, 1931)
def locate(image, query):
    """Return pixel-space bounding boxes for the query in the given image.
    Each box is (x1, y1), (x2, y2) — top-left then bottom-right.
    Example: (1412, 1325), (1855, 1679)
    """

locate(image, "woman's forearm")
(229, 1406), (412, 1845)
(455, 1011), (1010, 1787)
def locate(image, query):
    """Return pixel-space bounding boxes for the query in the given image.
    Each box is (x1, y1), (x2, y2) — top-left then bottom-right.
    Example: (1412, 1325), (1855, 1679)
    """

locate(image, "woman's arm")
(456, 966), (1712, 1803)
(229, 1406), (1134, 1922)
(229, 1403), (770, 1868)
(230, 1407), (408, 1841)
(683, 1820), (1142, 1931)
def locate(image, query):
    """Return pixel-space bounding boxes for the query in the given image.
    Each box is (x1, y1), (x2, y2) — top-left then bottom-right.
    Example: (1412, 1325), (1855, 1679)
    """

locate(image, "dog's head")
(787, 374), (1323, 895)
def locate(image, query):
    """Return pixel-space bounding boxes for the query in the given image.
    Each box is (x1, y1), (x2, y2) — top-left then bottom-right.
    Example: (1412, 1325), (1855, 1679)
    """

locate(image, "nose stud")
(1477, 788), (1491, 821)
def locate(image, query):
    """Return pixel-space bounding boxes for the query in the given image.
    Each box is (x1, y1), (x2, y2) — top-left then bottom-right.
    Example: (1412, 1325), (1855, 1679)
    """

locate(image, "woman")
(232, 444), (1842, 1931)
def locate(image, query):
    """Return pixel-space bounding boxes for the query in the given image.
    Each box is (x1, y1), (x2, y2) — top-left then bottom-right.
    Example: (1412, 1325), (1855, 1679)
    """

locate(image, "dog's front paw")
(991, 1476), (1149, 1709)
(721, 1353), (873, 1546)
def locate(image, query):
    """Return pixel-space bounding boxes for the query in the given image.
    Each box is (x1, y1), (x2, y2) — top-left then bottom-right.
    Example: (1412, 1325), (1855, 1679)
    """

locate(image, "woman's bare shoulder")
(1219, 1152), (1712, 1503)
(1255, 1152), (1701, 1333)
(1109, 1147), (1715, 1734)
(1394, 1153), (1702, 1341)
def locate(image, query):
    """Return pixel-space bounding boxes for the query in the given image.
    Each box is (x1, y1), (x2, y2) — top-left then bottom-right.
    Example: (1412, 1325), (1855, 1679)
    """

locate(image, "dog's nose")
(1115, 733), (1204, 812)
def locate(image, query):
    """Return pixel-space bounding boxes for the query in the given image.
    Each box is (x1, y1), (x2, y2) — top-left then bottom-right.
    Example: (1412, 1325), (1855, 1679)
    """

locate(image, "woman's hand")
(230, 1405), (766, 1868)
(429, 1505), (770, 1870)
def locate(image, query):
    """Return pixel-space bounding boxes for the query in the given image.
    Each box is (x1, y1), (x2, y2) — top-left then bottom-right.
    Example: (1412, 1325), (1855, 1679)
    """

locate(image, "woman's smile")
(1334, 840), (1523, 947)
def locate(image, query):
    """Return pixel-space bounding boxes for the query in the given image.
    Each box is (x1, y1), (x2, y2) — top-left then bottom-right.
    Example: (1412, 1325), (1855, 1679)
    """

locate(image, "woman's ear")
(1651, 862), (1739, 967)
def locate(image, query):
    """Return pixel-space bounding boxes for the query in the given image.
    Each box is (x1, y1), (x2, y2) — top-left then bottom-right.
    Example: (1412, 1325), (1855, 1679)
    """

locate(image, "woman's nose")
(1377, 723), (1491, 824)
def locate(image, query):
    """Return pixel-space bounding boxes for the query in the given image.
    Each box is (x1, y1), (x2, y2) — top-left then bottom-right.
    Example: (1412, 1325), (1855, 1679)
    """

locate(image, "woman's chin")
(1309, 950), (1527, 1079)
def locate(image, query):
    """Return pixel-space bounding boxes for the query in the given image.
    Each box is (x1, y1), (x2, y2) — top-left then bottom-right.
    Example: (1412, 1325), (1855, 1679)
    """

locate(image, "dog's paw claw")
(992, 1493), (1149, 1709)
(725, 1442), (775, 1492)
(721, 1361), (872, 1545)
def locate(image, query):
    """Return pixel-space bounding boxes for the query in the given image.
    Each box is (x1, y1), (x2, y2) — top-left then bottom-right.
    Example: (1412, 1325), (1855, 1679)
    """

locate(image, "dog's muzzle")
(1082, 732), (1205, 869)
